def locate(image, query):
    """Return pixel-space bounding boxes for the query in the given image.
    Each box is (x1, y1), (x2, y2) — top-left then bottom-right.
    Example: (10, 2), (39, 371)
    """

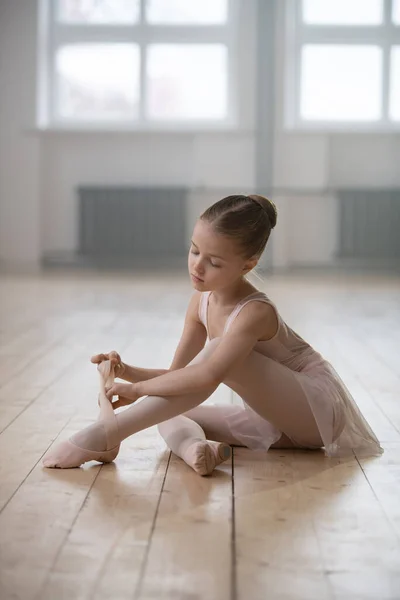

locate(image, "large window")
(42, 0), (236, 128)
(285, 0), (400, 130)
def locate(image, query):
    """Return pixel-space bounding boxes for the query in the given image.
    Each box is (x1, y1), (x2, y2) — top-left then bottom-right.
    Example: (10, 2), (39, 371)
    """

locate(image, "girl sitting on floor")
(43, 194), (383, 474)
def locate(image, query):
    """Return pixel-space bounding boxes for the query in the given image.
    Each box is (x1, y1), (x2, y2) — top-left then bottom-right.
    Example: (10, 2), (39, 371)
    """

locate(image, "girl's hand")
(91, 351), (125, 378)
(105, 383), (141, 410)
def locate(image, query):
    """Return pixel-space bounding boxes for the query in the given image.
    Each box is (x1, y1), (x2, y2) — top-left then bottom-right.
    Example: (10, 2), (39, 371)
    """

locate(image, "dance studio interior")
(0, 1), (399, 599)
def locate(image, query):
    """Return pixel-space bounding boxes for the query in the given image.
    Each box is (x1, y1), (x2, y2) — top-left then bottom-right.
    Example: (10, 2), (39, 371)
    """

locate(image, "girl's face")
(188, 219), (256, 291)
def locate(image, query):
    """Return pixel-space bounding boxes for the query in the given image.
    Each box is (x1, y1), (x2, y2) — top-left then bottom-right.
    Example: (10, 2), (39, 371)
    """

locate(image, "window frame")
(284, 0), (400, 132)
(42, 0), (239, 130)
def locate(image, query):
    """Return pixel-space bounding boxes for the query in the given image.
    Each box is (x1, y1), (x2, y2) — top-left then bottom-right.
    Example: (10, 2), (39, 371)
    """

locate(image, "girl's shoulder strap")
(223, 291), (277, 335)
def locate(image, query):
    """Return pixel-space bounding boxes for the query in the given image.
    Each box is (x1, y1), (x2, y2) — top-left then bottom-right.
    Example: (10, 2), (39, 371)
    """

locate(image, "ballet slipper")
(182, 440), (232, 476)
(42, 439), (120, 469)
(43, 360), (120, 469)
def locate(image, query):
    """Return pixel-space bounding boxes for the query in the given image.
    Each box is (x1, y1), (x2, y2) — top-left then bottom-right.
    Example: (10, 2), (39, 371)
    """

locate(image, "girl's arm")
(168, 291), (207, 370)
(120, 364), (169, 384)
(107, 302), (275, 402)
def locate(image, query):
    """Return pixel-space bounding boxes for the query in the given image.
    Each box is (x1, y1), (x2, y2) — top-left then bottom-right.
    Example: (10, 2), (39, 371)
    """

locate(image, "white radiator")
(338, 190), (400, 260)
(78, 186), (188, 267)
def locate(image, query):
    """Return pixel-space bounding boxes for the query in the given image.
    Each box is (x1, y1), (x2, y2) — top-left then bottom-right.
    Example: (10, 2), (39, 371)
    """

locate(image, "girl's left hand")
(105, 383), (140, 410)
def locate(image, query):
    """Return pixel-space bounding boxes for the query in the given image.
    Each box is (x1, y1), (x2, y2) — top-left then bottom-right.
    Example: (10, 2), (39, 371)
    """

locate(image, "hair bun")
(248, 194), (277, 229)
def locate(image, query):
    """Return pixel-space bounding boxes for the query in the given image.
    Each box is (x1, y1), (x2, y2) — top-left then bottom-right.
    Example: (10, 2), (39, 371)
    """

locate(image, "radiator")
(337, 190), (400, 260)
(78, 186), (188, 266)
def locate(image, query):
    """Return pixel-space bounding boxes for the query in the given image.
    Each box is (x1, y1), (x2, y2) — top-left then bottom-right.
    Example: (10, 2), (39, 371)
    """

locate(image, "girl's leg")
(157, 404), (297, 476)
(157, 415), (232, 476)
(182, 406), (298, 449)
(224, 352), (323, 448)
(182, 406), (245, 445)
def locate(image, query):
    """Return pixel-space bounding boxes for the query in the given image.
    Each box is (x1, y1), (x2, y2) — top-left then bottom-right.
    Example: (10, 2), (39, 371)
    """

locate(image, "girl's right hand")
(90, 351), (125, 378)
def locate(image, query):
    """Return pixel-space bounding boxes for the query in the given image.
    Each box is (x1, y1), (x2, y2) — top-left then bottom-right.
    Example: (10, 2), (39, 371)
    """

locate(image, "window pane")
(56, 44), (139, 120)
(393, 0), (400, 24)
(302, 0), (383, 25)
(390, 47), (400, 120)
(146, 0), (227, 24)
(147, 45), (227, 120)
(58, 0), (139, 24)
(300, 45), (382, 121)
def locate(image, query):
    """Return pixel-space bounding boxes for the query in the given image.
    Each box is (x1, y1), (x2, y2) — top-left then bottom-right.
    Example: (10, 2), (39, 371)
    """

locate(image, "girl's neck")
(210, 279), (258, 307)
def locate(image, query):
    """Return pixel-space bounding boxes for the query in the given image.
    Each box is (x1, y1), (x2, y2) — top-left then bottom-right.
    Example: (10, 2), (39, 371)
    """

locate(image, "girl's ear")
(242, 256), (259, 274)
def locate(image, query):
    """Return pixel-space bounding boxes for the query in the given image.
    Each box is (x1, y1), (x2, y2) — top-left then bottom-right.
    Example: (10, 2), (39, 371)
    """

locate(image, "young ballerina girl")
(43, 194), (383, 474)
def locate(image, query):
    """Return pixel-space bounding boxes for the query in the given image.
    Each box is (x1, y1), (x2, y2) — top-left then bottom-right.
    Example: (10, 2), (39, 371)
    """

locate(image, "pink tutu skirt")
(226, 357), (383, 457)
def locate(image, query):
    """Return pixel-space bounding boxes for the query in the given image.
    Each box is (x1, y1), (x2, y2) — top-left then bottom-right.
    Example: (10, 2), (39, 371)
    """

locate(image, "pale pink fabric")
(199, 291), (383, 457)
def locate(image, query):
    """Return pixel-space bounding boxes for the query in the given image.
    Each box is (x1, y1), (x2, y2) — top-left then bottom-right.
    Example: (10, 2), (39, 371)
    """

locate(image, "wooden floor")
(0, 270), (399, 600)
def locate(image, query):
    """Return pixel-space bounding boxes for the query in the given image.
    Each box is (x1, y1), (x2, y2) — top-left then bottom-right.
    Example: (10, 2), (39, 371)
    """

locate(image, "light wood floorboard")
(0, 271), (399, 600)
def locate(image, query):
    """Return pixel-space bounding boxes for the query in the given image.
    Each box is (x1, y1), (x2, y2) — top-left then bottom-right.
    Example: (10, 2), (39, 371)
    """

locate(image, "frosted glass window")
(56, 44), (140, 119)
(147, 45), (228, 119)
(146, 0), (227, 24)
(393, 0), (400, 24)
(302, 0), (383, 25)
(300, 45), (382, 121)
(389, 47), (400, 120)
(57, 0), (139, 24)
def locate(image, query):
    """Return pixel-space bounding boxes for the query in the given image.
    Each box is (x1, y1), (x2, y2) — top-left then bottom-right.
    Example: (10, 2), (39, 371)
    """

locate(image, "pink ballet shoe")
(184, 440), (232, 476)
(43, 360), (121, 469)
(42, 439), (120, 469)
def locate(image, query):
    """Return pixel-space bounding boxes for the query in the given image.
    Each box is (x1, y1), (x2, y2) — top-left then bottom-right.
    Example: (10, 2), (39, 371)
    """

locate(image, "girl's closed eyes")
(190, 249), (221, 268)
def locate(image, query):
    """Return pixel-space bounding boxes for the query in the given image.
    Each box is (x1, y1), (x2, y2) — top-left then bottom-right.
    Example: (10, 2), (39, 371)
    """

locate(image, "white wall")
(1, 0), (400, 270)
(0, 0), (41, 269)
